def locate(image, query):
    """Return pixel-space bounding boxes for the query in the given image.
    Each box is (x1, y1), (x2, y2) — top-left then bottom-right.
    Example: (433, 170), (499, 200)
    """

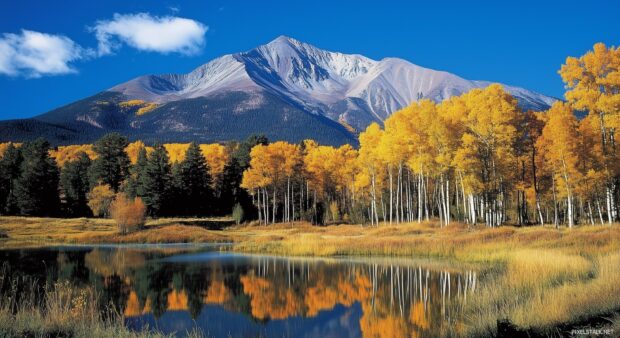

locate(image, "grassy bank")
(0, 267), (204, 338)
(0, 216), (231, 248)
(1, 216), (619, 336)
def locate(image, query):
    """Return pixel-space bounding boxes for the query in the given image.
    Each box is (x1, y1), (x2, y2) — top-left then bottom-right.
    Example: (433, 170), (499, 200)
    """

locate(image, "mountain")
(0, 36), (557, 146)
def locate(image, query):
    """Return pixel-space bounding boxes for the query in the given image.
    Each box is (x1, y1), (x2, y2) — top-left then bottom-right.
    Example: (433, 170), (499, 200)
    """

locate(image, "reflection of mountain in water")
(0, 247), (479, 337)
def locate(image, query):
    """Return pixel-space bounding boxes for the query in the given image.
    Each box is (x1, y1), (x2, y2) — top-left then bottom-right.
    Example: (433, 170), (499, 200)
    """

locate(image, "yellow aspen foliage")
(119, 100), (146, 107)
(120, 100), (159, 116)
(357, 123), (385, 185)
(452, 84), (520, 194)
(49, 144), (96, 167)
(560, 43), (620, 131)
(125, 141), (153, 164)
(164, 143), (191, 163)
(87, 184), (115, 217)
(199, 143), (230, 179)
(0, 142), (21, 158)
(536, 102), (582, 226)
(136, 103), (159, 116)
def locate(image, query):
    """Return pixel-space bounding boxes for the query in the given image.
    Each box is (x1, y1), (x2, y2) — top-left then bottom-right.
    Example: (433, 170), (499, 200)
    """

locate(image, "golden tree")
(357, 123), (385, 225)
(560, 43), (620, 222)
(536, 102), (581, 227)
(452, 84), (521, 226)
(87, 184), (115, 217)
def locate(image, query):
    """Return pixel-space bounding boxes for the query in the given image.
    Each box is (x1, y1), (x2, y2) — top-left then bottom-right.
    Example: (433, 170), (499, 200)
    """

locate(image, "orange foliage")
(110, 194), (146, 234)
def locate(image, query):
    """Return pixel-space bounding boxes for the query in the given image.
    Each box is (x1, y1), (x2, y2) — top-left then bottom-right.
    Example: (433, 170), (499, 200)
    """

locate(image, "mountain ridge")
(0, 36), (557, 146)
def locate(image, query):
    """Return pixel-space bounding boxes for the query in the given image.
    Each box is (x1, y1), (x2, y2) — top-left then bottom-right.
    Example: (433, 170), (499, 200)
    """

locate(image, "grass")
(0, 266), (206, 337)
(0, 216), (619, 336)
(0, 216), (231, 248)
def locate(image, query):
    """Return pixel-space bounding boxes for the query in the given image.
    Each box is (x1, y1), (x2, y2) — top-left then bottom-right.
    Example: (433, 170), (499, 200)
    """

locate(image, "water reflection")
(0, 246), (479, 337)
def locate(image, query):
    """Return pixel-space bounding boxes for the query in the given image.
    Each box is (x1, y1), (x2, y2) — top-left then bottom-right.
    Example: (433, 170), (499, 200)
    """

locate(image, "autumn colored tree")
(110, 194), (146, 234)
(560, 43), (620, 223)
(536, 102), (582, 227)
(357, 123), (385, 226)
(451, 84), (521, 226)
(241, 141), (301, 224)
(87, 184), (116, 217)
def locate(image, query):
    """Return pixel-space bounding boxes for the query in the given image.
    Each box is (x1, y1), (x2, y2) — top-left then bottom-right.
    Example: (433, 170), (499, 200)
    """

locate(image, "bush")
(329, 201), (340, 223)
(110, 194), (146, 234)
(87, 184), (115, 217)
(232, 203), (245, 225)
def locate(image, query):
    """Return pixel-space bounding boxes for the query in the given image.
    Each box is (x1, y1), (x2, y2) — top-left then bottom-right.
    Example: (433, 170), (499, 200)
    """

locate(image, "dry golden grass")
(0, 216), (230, 248)
(231, 221), (620, 262)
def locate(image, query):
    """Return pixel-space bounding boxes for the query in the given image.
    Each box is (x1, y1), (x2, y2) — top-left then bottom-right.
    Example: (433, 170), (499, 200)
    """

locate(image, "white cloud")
(93, 13), (207, 56)
(0, 30), (85, 77)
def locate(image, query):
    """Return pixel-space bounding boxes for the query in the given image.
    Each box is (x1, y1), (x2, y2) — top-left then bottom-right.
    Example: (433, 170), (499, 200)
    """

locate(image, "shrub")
(87, 184), (115, 217)
(329, 201), (340, 223)
(110, 194), (146, 234)
(232, 203), (245, 225)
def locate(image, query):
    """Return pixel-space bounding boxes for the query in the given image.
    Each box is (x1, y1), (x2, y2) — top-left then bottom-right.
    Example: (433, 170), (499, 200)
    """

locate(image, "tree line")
(0, 134), (268, 222)
(0, 43), (618, 228)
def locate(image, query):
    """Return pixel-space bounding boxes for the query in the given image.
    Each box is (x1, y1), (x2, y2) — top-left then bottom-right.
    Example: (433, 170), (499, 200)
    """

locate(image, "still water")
(0, 245), (481, 337)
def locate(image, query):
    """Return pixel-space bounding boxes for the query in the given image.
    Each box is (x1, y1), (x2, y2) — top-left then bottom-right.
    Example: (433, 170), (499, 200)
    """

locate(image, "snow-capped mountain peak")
(109, 36), (557, 130)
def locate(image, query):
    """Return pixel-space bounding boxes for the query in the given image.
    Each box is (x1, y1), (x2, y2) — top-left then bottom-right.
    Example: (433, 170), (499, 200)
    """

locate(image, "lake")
(0, 244), (483, 337)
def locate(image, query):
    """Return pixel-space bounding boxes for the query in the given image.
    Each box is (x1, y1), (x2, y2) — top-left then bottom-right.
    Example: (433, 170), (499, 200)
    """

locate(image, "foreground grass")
(0, 270), (204, 338)
(1, 216), (619, 336)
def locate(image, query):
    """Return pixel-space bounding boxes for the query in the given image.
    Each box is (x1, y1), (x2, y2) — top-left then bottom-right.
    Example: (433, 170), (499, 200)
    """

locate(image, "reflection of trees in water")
(77, 250), (478, 336)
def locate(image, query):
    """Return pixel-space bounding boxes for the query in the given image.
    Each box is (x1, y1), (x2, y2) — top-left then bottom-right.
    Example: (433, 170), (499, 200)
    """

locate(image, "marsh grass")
(0, 264), (207, 337)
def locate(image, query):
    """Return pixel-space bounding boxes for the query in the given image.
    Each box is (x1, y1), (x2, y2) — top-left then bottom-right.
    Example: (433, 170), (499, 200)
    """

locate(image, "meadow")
(1, 217), (619, 336)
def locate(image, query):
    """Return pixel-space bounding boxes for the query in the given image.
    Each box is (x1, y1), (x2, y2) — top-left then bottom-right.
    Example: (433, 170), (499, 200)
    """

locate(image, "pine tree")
(89, 133), (130, 192)
(221, 156), (254, 216)
(233, 134), (268, 169)
(60, 152), (92, 217)
(14, 139), (60, 216)
(141, 144), (172, 216)
(125, 146), (148, 198)
(178, 142), (213, 216)
(0, 143), (22, 214)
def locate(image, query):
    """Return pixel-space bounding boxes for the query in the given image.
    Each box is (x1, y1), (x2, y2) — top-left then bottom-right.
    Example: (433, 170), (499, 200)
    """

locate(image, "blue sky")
(0, 0), (618, 120)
